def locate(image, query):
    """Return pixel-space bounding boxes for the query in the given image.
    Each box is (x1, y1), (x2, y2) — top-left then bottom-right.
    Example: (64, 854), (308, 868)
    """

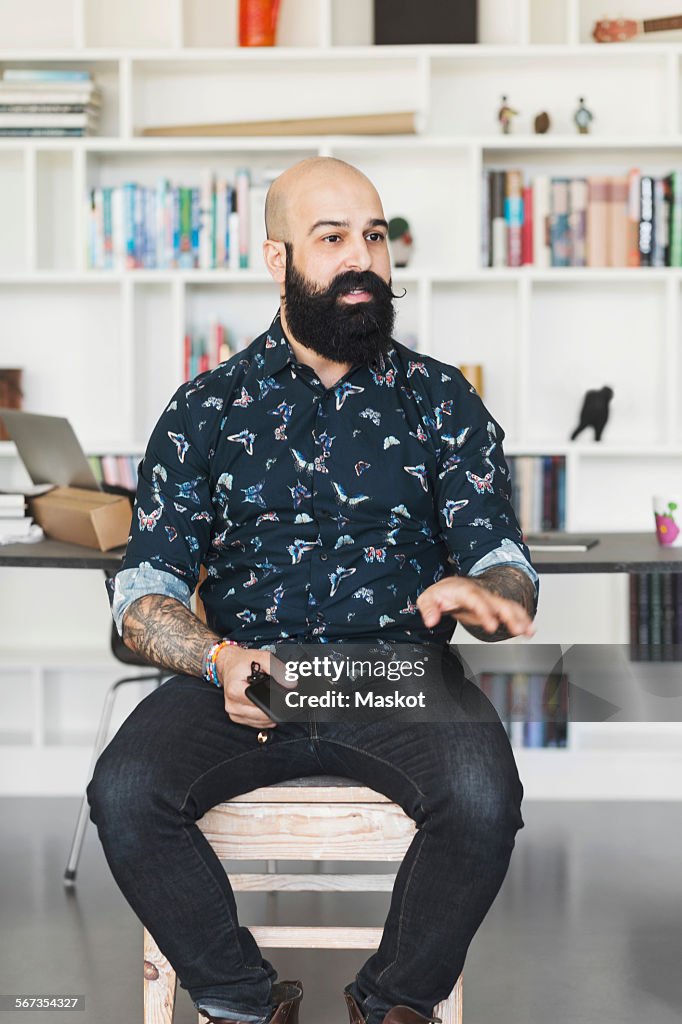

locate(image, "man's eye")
(323, 235), (341, 243)
(367, 233), (386, 242)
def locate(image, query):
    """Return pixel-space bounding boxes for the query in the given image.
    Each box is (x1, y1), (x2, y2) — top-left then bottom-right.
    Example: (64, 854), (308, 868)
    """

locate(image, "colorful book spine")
(179, 187), (193, 269)
(638, 175), (654, 267)
(652, 176), (670, 267)
(568, 178), (588, 267)
(532, 174), (550, 269)
(123, 183), (136, 269)
(481, 171), (490, 267)
(490, 170), (507, 267)
(586, 176), (609, 267)
(627, 168), (641, 266)
(505, 170), (524, 268)
(236, 168), (251, 270)
(549, 178), (570, 267)
(630, 571), (682, 662)
(199, 170), (214, 270)
(669, 171), (682, 267)
(521, 184), (533, 265)
(608, 176), (629, 267)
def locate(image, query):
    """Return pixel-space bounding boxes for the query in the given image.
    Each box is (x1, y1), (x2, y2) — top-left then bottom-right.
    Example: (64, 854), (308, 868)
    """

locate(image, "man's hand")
(417, 574), (536, 641)
(216, 647), (296, 728)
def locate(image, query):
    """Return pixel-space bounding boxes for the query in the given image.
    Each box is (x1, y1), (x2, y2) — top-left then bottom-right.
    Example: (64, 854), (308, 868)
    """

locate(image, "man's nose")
(343, 237), (372, 272)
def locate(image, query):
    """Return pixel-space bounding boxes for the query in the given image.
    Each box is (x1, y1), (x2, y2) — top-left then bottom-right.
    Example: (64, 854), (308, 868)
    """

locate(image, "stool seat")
(143, 776), (464, 1024)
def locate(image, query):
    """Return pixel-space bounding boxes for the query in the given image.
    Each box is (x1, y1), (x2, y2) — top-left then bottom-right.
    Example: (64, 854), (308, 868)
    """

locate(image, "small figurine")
(570, 386), (614, 442)
(534, 111), (551, 134)
(498, 95), (519, 135)
(574, 96), (594, 134)
(388, 216), (413, 268)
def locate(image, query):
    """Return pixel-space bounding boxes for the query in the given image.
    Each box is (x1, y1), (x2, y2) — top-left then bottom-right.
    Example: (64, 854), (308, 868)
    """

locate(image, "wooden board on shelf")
(140, 111), (418, 138)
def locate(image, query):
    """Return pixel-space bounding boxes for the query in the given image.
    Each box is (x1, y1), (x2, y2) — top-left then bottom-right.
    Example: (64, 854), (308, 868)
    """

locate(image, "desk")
(0, 538), (125, 570)
(1, 532), (681, 573)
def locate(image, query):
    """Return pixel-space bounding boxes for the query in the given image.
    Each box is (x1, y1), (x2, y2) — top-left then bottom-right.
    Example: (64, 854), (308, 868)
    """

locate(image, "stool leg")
(63, 673), (162, 887)
(434, 974), (463, 1024)
(144, 927), (177, 1024)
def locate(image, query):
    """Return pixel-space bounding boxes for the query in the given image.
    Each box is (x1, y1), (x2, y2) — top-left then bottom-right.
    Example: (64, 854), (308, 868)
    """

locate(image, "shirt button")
(320, 552), (328, 561)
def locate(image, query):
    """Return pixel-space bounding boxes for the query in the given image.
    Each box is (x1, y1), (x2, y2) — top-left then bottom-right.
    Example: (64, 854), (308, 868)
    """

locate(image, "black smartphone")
(245, 658), (300, 724)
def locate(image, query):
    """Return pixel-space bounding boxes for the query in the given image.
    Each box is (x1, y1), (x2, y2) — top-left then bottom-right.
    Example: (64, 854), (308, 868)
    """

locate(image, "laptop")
(0, 409), (101, 492)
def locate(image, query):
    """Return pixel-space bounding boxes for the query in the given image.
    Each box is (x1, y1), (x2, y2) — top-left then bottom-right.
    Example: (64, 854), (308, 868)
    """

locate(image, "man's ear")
(263, 239), (286, 284)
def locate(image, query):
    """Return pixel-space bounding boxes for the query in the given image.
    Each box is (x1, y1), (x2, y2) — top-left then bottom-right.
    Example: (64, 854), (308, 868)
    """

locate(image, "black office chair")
(62, 619), (168, 886)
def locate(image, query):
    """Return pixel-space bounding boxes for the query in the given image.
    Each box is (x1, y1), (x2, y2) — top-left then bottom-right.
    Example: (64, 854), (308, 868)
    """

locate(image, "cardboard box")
(29, 486), (132, 551)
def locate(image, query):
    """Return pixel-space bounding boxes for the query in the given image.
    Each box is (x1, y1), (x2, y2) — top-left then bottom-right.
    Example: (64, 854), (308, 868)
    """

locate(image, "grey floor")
(0, 799), (681, 1024)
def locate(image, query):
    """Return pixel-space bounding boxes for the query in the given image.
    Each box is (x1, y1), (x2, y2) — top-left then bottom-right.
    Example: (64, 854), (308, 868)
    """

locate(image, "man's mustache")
(323, 271), (393, 301)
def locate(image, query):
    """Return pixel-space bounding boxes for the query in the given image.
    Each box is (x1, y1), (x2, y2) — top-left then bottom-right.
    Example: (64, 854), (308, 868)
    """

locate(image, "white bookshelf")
(1, 0), (681, 795)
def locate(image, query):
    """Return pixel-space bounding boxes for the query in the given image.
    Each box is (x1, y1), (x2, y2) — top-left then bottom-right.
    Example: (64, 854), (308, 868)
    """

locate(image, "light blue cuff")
(111, 564), (192, 636)
(467, 538), (539, 593)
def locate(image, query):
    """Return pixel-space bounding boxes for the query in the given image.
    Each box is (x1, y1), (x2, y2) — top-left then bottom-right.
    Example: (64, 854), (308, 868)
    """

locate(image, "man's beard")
(282, 243), (396, 365)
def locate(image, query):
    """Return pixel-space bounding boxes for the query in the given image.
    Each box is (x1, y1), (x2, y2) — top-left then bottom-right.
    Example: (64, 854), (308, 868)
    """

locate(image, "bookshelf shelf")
(2, 0), (682, 794)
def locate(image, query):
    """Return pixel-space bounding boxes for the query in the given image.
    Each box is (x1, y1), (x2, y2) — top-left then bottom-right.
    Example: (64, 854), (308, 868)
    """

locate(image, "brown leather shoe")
(344, 990), (441, 1024)
(201, 979), (303, 1024)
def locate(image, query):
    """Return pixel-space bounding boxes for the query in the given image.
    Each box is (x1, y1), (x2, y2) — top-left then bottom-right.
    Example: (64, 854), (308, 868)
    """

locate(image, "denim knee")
(87, 746), (162, 837)
(426, 750), (524, 845)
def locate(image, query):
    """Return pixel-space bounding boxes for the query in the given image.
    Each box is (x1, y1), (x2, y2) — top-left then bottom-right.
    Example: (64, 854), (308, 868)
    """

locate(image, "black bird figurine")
(570, 386), (614, 442)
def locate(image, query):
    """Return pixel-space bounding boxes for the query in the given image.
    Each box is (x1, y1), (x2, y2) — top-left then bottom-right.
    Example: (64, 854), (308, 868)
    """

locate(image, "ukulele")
(593, 14), (682, 42)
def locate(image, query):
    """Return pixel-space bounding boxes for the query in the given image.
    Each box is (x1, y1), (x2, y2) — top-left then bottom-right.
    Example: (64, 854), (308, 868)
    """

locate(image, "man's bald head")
(265, 157), (380, 241)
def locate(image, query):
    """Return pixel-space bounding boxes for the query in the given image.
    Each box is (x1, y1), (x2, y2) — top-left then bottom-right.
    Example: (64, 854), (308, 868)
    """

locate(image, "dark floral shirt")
(110, 312), (538, 646)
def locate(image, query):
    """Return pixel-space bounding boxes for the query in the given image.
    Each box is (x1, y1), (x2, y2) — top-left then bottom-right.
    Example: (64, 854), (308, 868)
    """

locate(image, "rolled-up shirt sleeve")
(432, 375), (539, 612)
(107, 384), (215, 635)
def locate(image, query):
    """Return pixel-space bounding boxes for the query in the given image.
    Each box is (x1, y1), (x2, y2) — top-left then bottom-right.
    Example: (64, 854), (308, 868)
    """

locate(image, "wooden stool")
(143, 776), (463, 1024)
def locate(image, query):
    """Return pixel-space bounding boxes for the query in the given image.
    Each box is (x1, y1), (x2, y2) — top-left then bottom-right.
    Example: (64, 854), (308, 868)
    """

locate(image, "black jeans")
(87, 651), (525, 1024)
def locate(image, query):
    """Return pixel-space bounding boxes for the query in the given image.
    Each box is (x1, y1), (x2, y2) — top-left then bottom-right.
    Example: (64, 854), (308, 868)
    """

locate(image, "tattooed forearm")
(121, 594), (221, 677)
(466, 566), (537, 643)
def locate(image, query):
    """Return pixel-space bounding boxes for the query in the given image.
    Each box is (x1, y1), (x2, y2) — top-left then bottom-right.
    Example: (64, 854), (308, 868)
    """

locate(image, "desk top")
(0, 538), (125, 570)
(1, 532), (681, 573)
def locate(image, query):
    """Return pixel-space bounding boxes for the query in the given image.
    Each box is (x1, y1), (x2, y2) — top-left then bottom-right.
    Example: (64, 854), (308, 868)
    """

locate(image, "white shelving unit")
(1, 0), (681, 795)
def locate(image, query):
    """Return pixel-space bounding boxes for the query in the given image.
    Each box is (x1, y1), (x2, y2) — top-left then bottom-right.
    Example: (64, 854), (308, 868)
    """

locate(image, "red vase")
(239, 0), (282, 47)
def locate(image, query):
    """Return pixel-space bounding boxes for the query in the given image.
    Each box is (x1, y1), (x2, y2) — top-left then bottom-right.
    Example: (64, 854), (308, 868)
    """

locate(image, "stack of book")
(0, 69), (101, 137)
(507, 455), (566, 533)
(0, 492), (36, 542)
(482, 168), (682, 268)
(87, 169), (273, 271)
(478, 672), (569, 748)
(629, 572), (682, 662)
(184, 320), (235, 380)
(87, 455), (140, 494)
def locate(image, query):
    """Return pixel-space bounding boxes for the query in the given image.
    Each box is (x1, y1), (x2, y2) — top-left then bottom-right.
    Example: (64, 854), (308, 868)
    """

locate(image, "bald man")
(89, 157), (539, 1024)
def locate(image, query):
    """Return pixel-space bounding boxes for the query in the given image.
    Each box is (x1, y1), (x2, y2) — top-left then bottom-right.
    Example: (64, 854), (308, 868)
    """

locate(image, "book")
(481, 171), (490, 267)
(0, 516), (33, 537)
(525, 533), (599, 552)
(490, 170), (507, 267)
(550, 178), (570, 266)
(0, 493), (26, 511)
(627, 168), (641, 266)
(568, 178), (588, 266)
(3, 69), (92, 81)
(586, 176), (609, 267)
(669, 171), (682, 267)
(505, 170), (524, 268)
(608, 176), (629, 267)
(532, 174), (550, 269)
(521, 184), (533, 265)
(0, 127), (89, 137)
(652, 176), (670, 267)
(141, 111), (419, 138)
(638, 175), (654, 266)
(0, 112), (98, 127)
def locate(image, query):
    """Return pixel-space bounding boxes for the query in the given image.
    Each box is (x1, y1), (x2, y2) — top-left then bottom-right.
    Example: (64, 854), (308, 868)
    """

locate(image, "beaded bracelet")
(203, 638), (240, 688)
